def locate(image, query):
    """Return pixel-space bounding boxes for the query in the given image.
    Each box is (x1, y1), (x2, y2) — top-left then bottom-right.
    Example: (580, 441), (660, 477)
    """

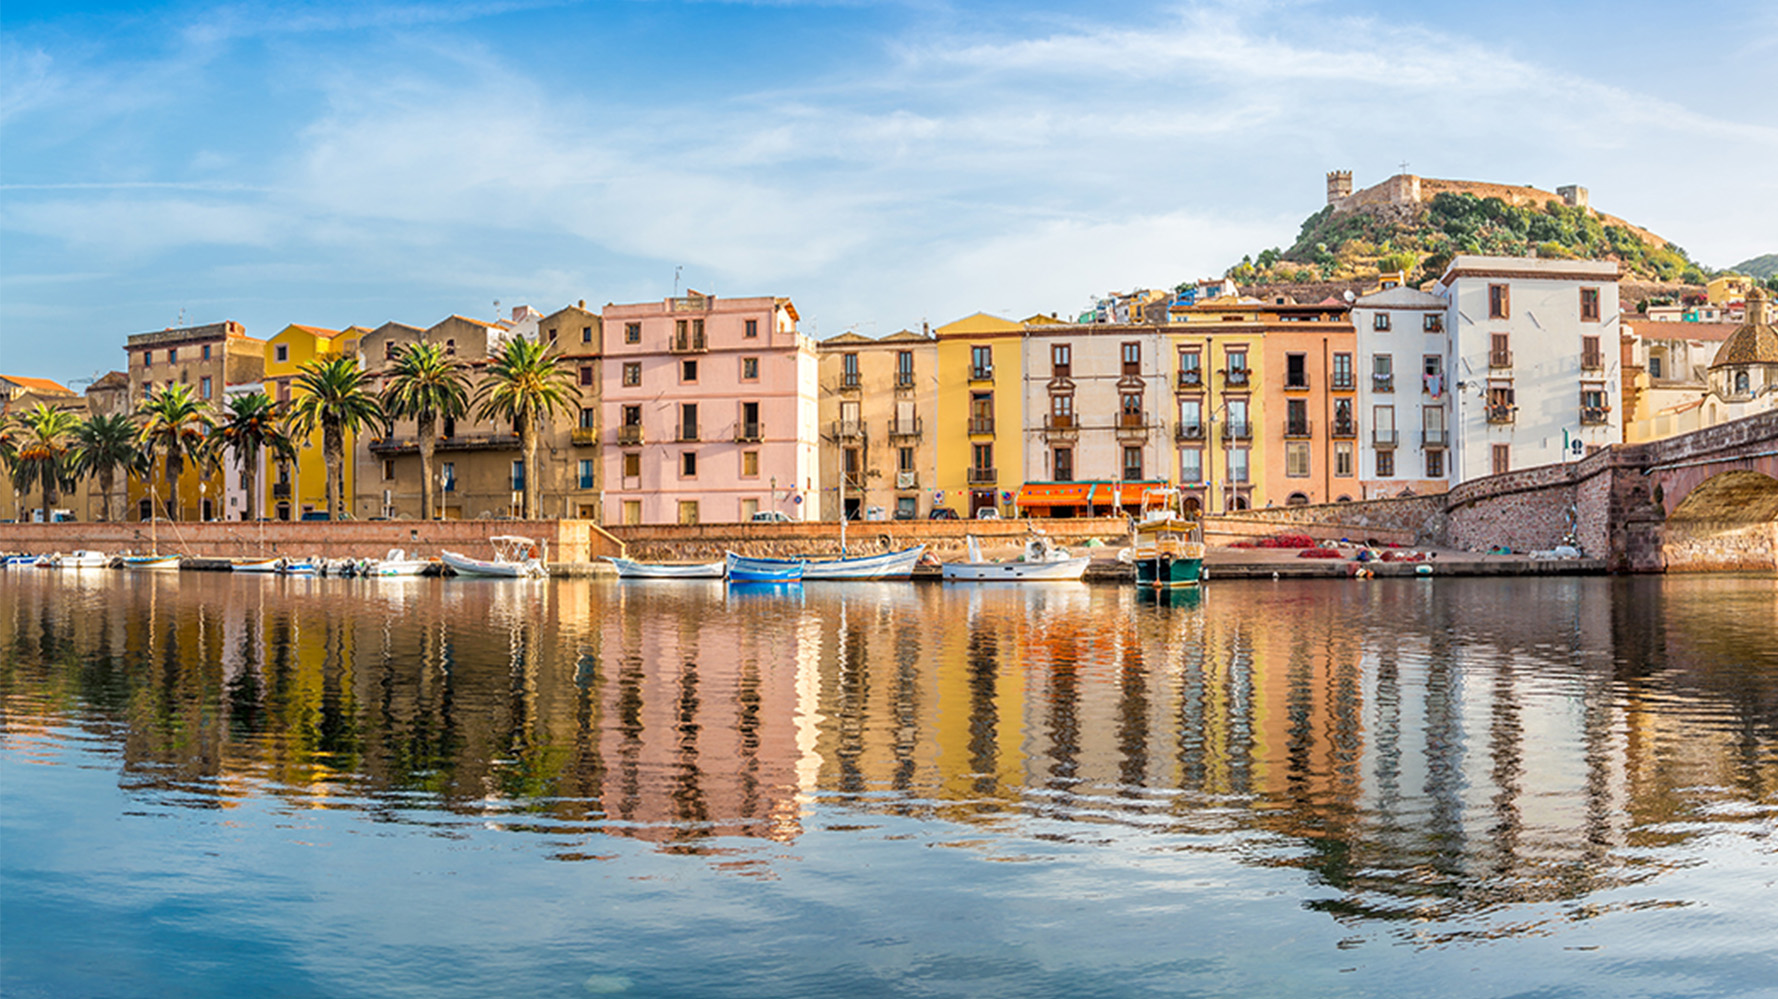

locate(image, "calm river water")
(3, 571), (1776, 998)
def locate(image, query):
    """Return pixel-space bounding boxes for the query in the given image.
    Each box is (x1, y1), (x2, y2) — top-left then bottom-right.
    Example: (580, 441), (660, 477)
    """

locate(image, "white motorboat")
(5, 554), (47, 568)
(441, 535), (547, 578)
(42, 550), (111, 568)
(366, 550), (438, 577)
(941, 533), (1091, 582)
(234, 557), (284, 573)
(606, 557), (726, 579)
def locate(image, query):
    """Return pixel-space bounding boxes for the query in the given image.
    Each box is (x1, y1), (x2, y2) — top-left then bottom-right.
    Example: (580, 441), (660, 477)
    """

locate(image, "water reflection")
(4, 572), (1776, 936)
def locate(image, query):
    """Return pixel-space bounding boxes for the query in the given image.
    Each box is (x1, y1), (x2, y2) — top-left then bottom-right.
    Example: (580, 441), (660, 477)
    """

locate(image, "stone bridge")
(1235, 412), (1778, 572)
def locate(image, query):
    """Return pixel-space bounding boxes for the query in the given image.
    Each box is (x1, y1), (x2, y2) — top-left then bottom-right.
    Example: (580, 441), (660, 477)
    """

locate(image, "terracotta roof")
(0, 375), (74, 395)
(287, 324), (344, 338)
(1623, 319), (1740, 343)
(1709, 289), (1778, 369)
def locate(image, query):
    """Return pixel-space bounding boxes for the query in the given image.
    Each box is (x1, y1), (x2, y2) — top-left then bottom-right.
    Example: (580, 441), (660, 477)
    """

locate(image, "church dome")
(1710, 286), (1778, 368)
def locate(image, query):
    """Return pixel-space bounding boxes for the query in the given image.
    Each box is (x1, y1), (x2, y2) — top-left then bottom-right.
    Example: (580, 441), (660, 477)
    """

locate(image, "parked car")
(975, 507), (1002, 520)
(928, 507), (959, 520)
(750, 510), (793, 523)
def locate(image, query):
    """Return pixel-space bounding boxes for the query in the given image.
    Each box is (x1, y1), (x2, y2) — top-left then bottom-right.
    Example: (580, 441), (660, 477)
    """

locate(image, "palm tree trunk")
(168, 454), (183, 521)
(242, 453), (257, 522)
(521, 417), (539, 519)
(324, 420), (343, 519)
(41, 479), (55, 525)
(418, 413), (436, 520)
(99, 466), (115, 522)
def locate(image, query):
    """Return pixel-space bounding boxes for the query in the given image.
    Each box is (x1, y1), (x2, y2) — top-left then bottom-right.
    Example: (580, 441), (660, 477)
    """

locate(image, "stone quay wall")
(608, 518), (1138, 563)
(0, 519), (626, 563)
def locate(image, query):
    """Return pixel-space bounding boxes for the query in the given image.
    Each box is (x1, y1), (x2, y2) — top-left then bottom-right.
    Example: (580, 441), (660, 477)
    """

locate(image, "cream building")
(817, 330), (937, 521)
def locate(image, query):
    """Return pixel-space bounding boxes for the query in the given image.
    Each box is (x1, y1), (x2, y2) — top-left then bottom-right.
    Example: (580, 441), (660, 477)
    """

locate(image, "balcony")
(1050, 364), (1072, 380)
(969, 366), (994, 383)
(839, 372), (861, 391)
(1221, 421), (1252, 442)
(1284, 375), (1311, 392)
(1043, 414), (1078, 438)
(1116, 417), (1149, 440)
(1372, 429), (1399, 448)
(1283, 420), (1313, 439)
(1372, 373), (1395, 393)
(1422, 428), (1450, 448)
(570, 427), (599, 446)
(1222, 368), (1250, 388)
(967, 467), (996, 485)
(888, 417), (923, 440)
(1581, 352), (1605, 372)
(734, 422), (763, 443)
(370, 433), (519, 456)
(969, 417), (995, 436)
(272, 482), (291, 498)
(895, 373), (916, 390)
(1331, 419), (1356, 439)
(677, 425), (700, 443)
(1177, 369), (1203, 389)
(616, 425), (644, 446)
(669, 331), (707, 353)
(1175, 422), (1206, 442)
(1486, 404), (1516, 425)
(1331, 373), (1355, 391)
(833, 420), (864, 440)
(1489, 350), (1514, 369)
(1580, 406), (1611, 426)
(896, 470), (919, 490)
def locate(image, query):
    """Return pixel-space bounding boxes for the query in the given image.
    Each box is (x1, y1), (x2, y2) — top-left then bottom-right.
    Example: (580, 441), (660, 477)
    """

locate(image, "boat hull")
(122, 556), (181, 571)
(366, 560), (436, 577)
(733, 545), (925, 581)
(1135, 554), (1203, 588)
(234, 558), (284, 573)
(440, 550), (544, 578)
(724, 553), (804, 582)
(606, 557), (726, 579)
(941, 556), (1091, 582)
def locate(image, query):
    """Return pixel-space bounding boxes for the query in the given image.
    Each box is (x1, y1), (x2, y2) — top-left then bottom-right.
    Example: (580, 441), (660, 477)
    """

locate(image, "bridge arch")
(1667, 468), (1778, 523)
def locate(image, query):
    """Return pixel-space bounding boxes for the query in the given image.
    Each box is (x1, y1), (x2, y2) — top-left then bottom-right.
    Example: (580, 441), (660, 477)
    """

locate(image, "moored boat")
(606, 557), (726, 579)
(724, 552), (804, 583)
(41, 550), (111, 568)
(731, 545), (925, 581)
(365, 549), (438, 577)
(440, 535), (547, 578)
(234, 557), (284, 573)
(122, 554), (181, 570)
(941, 533), (1091, 582)
(4, 554), (47, 568)
(278, 558), (321, 575)
(1128, 487), (1204, 589)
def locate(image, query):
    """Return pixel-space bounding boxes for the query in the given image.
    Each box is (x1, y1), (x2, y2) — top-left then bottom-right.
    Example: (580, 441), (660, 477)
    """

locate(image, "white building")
(1351, 286), (1452, 498)
(1436, 256), (1621, 479)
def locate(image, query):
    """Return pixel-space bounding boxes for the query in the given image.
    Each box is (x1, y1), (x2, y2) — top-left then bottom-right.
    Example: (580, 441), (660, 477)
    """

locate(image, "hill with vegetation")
(1727, 254), (1778, 280)
(1212, 187), (1710, 291)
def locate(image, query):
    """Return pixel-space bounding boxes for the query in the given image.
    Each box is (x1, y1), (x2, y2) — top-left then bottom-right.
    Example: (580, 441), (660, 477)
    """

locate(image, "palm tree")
(381, 341), (469, 520)
(137, 383), (217, 521)
(71, 412), (145, 522)
(473, 336), (575, 519)
(9, 404), (82, 523)
(215, 391), (296, 521)
(289, 355), (386, 520)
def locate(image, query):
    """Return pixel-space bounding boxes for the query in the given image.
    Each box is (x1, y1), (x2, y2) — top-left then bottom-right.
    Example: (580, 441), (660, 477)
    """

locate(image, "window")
(579, 365), (594, 386)
(622, 361), (641, 386)
(842, 353), (860, 387)
(383, 459), (396, 481)
(896, 350), (914, 387)
(1178, 397), (1202, 436)
(385, 341), (398, 361)
(623, 452), (641, 478)
(682, 359), (698, 382)
(442, 462), (455, 492)
(1373, 312), (1391, 331)
(1179, 448), (1202, 484)
(142, 381), (152, 396)
(1226, 398), (1249, 438)
(1426, 450), (1444, 478)
(1490, 332), (1512, 367)
(1735, 370), (1751, 395)
(898, 447), (914, 472)
(1335, 441), (1353, 477)
(1333, 397), (1354, 436)
(742, 357), (759, 380)
(678, 500), (700, 525)
(1054, 447), (1074, 482)
(1488, 283), (1510, 319)
(896, 496), (916, 519)
(745, 318), (759, 338)
(582, 326), (594, 344)
(625, 322), (641, 343)
(972, 443), (993, 472)
(681, 452), (698, 477)
(1373, 404), (1396, 446)
(1581, 335), (1603, 370)
(1331, 352), (1352, 389)
(168, 348), (178, 363)
(1423, 404), (1446, 447)
(1580, 287), (1600, 322)
(277, 379), (291, 403)
(510, 460), (525, 492)
(740, 401), (760, 439)
(200, 376), (212, 399)
(580, 406), (597, 429)
(1487, 383), (1516, 421)
(1424, 313), (1444, 332)
(970, 345), (993, 379)
(1050, 393), (1074, 425)
(578, 459), (595, 489)
(1121, 342), (1141, 376)
(1179, 350), (1202, 386)
(1052, 343), (1072, 377)
(1122, 446), (1143, 481)
(1286, 441), (1311, 478)
(1286, 399), (1308, 436)
(843, 447), (861, 486)
(444, 339), (455, 356)
(622, 404), (642, 427)
(275, 344), (289, 362)
(1492, 444), (1510, 475)
(1373, 353), (1394, 391)
(1648, 355), (1664, 379)
(1376, 451), (1395, 477)
(1120, 392), (1143, 425)
(1227, 348), (1248, 374)
(1285, 353), (1307, 389)
(622, 500), (641, 525)
(680, 403), (698, 440)
(547, 328), (558, 343)
(970, 392), (994, 433)
(1228, 447), (1249, 483)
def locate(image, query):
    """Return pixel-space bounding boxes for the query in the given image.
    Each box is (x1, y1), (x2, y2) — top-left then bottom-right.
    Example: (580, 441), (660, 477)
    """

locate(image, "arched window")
(1735, 370), (1751, 395)
(1287, 492), (1310, 506)
(1335, 495), (1352, 503)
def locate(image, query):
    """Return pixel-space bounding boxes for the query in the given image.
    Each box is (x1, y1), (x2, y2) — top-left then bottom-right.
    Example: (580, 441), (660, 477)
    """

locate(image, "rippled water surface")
(3, 571), (1777, 998)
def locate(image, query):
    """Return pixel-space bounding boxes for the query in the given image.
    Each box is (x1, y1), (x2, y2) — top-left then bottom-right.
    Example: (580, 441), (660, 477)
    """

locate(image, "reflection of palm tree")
(136, 383), (216, 521)
(215, 391), (295, 522)
(72, 412), (144, 522)
(289, 356), (386, 520)
(474, 337), (574, 519)
(9, 403), (81, 523)
(381, 341), (469, 520)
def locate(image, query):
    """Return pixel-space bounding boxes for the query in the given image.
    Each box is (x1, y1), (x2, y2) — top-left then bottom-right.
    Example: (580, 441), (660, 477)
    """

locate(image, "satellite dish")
(1343, 290), (1356, 303)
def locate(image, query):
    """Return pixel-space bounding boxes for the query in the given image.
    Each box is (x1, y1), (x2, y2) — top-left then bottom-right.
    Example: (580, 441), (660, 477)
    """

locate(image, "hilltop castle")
(1325, 170), (1589, 217)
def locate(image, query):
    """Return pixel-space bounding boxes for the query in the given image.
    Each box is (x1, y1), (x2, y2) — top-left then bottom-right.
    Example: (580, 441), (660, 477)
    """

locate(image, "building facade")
(934, 313), (1026, 517)
(123, 321), (265, 521)
(817, 330), (937, 521)
(601, 293), (816, 525)
(1352, 286), (1452, 498)
(263, 324), (356, 521)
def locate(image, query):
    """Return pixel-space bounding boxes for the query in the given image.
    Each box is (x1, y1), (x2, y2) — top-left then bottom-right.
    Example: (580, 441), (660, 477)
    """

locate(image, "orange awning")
(1014, 483), (1094, 507)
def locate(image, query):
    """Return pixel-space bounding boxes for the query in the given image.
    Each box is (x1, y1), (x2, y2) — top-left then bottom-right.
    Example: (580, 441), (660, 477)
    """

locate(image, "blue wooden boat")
(724, 552), (804, 583)
(730, 545), (925, 581)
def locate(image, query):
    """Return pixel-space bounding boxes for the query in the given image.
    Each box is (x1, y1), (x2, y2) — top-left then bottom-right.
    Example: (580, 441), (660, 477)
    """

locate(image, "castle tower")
(1557, 185), (1589, 209)
(1326, 170), (1352, 205)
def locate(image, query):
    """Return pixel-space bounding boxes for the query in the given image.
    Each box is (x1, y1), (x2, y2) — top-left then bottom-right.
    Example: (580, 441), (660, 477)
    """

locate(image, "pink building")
(602, 292), (819, 524)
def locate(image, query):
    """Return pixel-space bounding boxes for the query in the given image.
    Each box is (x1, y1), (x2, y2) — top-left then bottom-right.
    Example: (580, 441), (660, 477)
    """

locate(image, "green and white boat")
(1129, 488), (1204, 589)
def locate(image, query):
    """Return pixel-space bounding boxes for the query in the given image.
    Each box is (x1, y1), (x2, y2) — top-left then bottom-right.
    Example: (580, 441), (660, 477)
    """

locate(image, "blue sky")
(3, 0), (1775, 385)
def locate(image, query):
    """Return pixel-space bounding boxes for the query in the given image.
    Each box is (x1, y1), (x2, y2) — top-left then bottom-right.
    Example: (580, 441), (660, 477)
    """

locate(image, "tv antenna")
(673, 266), (683, 297)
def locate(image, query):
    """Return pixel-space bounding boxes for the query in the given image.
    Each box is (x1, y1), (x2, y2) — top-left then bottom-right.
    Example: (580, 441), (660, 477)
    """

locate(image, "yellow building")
(1706, 274), (1752, 306)
(935, 313), (1025, 517)
(263, 324), (361, 520)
